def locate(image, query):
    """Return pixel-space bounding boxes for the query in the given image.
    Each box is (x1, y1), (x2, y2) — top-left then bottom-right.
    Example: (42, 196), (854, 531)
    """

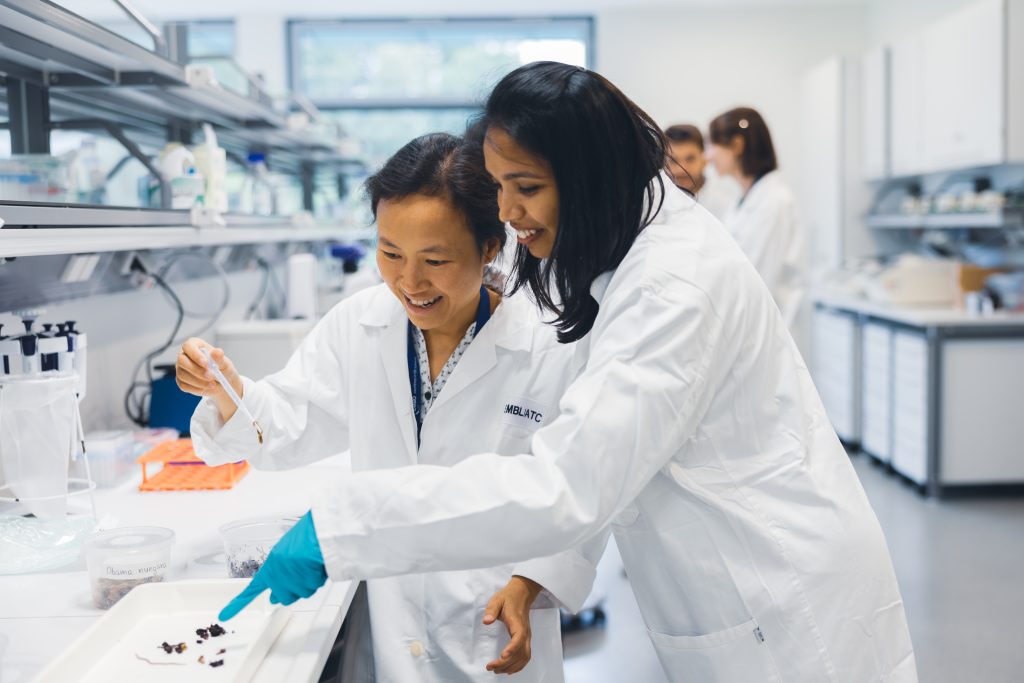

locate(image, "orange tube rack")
(137, 439), (249, 491)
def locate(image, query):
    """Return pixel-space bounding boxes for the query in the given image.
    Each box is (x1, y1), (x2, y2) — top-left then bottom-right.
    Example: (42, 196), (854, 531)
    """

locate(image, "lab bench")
(811, 292), (1024, 497)
(0, 454), (357, 682)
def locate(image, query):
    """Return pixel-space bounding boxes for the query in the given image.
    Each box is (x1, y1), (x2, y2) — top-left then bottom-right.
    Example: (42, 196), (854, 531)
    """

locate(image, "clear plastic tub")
(82, 430), (135, 488)
(219, 517), (296, 578)
(85, 526), (175, 609)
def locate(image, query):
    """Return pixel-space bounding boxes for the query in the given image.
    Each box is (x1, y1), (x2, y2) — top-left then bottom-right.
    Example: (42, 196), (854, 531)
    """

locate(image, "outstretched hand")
(219, 511), (327, 621)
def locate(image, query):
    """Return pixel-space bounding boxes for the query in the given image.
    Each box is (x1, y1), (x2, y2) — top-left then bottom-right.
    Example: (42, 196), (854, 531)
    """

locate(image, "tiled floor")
(563, 453), (1024, 682)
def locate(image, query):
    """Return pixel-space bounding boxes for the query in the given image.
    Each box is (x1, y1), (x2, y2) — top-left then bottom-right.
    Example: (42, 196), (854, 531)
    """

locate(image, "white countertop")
(0, 454), (357, 683)
(813, 290), (1024, 328)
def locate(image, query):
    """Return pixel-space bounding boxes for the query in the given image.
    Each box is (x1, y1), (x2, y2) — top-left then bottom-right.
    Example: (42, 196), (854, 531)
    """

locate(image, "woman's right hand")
(176, 337), (243, 422)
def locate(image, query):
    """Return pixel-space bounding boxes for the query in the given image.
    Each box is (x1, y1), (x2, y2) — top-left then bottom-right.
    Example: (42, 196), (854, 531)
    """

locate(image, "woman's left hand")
(483, 575), (544, 675)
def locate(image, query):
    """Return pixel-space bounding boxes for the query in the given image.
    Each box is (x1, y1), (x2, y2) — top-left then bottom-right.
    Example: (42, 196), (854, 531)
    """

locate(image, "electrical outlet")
(118, 251), (151, 277)
(61, 254), (100, 283)
(119, 251), (140, 277)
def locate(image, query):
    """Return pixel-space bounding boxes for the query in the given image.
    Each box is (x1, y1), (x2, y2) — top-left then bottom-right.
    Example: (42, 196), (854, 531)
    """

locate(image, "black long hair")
(365, 132), (506, 255)
(708, 107), (778, 182)
(477, 61), (667, 343)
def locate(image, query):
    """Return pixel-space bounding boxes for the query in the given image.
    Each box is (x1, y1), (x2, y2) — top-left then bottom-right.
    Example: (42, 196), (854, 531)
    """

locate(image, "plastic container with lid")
(219, 517), (296, 578)
(85, 526), (175, 609)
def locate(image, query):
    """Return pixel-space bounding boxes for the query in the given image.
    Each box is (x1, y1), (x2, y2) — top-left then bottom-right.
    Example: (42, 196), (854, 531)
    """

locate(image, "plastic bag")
(0, 374), (79, 518)
(0, 513), (95, 574)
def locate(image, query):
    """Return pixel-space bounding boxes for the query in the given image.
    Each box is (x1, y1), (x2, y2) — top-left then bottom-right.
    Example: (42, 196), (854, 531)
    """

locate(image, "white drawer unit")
(811, 308), (860, 444)
(892, 331), (930, 485)
(815, 293), (1024, 496)
(861, 322), (893, 462)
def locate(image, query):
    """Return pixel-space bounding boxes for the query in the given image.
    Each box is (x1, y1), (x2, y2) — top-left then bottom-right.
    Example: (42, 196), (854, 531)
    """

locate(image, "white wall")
(597, 5), (868, 191)
(864, 0), (982, 46)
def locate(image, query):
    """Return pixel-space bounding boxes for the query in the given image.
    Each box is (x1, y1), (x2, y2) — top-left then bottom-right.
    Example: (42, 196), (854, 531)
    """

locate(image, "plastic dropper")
(199, 346), (264, 446)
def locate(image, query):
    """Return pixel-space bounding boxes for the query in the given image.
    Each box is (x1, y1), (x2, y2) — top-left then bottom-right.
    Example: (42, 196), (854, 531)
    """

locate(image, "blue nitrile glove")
(219, 510), (328, 621)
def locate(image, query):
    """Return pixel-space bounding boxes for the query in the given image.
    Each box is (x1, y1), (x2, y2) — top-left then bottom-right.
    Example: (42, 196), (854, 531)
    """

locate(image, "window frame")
(285, 16), (595, 110)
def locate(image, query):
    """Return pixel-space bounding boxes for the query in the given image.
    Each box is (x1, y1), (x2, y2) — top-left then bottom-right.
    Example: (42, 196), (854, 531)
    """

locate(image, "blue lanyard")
(407, 286), (492, 443)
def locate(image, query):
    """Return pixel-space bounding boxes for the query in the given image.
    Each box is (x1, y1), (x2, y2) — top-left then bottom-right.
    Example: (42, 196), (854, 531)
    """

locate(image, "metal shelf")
(0, 0), (360, 163)
(865, 210), (1023, 230)
(0, 222), (367, 258)
(0, 0), (183, 85)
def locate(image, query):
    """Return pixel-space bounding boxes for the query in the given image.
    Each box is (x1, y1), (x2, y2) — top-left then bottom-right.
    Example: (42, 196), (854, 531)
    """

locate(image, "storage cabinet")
(860, 47), (888, 180)
(813, 300), (1024, 495)
(891, 331), (930, 485)
(941, 339), (1024, 483)
(811, 308), (860, 444)
(860, 322), (893, 462)
(921, 0), (1006, 171)
(889, 33), (927, 177)
(873, 0), (1024, 177)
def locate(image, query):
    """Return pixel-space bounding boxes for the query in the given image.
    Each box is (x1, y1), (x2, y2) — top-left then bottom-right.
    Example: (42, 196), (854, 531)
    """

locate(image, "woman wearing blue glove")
(178, 133), (606, 681)
(217, 62), (917, 683)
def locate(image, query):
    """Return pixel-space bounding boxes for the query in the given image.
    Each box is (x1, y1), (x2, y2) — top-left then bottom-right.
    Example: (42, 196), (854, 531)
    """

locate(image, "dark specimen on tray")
(196, 627), (210, 639)
(208, 623), (226, 637)
(210, 659), (225, 668)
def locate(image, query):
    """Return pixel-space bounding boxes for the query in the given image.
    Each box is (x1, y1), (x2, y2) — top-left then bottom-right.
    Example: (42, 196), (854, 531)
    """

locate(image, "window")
(289, 18), (593, 167)
(180, 21), (236, 59)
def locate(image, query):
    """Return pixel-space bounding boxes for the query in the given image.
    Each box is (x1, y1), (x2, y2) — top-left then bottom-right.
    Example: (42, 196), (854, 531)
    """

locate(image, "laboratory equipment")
(33, 580), (290, 682)
(0, 315), (95, 574)
(0, 155), (70, 203)
(864, 254), (959, 306)
(85, 526), (175, 609)
(192, 124), (229, 214)
(155, 143), (204, 210)
(147, 366), (201, 435)
(84, 430), (137, 488)
(199, 346), (263, 445)
(240, 152), (276, 216)
(137, 439), (249, 491)
(286, 252), (318, 319)
(219, 517), (297, 578)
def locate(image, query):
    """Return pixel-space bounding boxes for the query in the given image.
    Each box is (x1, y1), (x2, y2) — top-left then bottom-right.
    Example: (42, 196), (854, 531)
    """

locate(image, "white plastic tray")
(34, 580), (290, 683)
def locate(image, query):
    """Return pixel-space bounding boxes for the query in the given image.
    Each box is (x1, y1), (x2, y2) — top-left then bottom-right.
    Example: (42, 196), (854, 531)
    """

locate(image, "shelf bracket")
(6, 78), (50, 154)
(109, 0), (166, 56)
(50, 119), (171, 209)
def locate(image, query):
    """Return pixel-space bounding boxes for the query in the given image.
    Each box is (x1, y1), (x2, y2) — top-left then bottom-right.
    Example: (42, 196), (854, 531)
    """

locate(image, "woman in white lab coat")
(708, 107), (805, 328)
(226, 63), (918, 682)
(177, 133), (604, 682)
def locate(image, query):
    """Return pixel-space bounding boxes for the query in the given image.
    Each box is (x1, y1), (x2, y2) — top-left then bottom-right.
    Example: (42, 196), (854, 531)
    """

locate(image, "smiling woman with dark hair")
(221, 63), (918, 683)
(179, 131), (605, 682)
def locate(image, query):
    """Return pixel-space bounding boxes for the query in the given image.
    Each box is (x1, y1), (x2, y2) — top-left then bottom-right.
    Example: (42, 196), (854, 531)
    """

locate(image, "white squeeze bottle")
(192, 123), (228, 213)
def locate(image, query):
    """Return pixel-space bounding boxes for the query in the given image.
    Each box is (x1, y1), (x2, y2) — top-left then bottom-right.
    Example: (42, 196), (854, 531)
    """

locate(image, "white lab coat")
(724, 170), (805, 328)
(307, 176), (918, 682)
(192, 285), (606, 683)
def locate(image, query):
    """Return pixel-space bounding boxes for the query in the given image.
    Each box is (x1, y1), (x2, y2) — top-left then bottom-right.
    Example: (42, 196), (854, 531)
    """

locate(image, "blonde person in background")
(707, 107), (805, 329)
(664, 123), (737, 221)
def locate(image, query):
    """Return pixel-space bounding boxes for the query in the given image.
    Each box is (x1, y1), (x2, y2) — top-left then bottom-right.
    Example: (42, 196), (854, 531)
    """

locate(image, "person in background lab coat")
(178, 133), (606, 682)
(664, 123), (737, 221)
(221, 62), (917, 683)
(707, 107), (805, 328)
